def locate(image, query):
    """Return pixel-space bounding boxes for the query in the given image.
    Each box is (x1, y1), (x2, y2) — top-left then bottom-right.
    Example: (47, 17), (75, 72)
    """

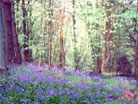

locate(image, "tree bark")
(134, 0), (138, 87)
(72, 0), (78, 70)
(22, 0), (32, 62)
(48, 0), (53, 70)
(58, 10), (65, 72)
(3, 0), (22, 64)
(135, 32), (138, 87)
(12, 2), (22, 64)
(97, 48), (102, 73)
(3, 1), (15, 63)
(0, 1), (8, 70)
(101, 0), (111, 73)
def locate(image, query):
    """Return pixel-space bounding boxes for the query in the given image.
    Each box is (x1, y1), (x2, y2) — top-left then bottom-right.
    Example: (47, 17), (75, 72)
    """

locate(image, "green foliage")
(121, 11), (138, 20)
(47, 97), (61, 104)
(14, 0), (137, 73)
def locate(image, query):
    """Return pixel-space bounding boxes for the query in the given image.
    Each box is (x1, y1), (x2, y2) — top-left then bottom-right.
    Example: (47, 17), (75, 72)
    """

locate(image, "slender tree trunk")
(28, 0), (33, 61)
(0, 1), (8, 70)
(135, 32), (138, 86)
(22, 0), (32, 62)
(48, 0), (53, 70)
(134, 0), (138, 87)
(97, 47), (102, 73)
(12, 2), (22, 64)
(72, 0), (78, 70)
(95, 0), (102, 73)
(58, 10), (65, 72)
(16, 1), (20, 35)
(101, 0), (111, 73)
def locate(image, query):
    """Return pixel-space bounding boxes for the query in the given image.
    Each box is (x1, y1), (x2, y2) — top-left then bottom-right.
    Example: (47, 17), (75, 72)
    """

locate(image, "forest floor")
(0, 63), (138, 104)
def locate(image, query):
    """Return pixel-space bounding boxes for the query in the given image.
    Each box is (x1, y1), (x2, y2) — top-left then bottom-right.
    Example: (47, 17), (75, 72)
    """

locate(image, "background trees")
(0, 0), (137, 77)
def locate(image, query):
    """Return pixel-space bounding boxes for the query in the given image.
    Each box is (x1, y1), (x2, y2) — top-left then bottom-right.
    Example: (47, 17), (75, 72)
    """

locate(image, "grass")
(13, 65), (137, 90)
(44, 70), (136, 90)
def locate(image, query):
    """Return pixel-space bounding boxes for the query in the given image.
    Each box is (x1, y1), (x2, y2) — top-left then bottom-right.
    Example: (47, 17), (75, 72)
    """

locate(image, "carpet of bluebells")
(0, 63), (138, 104)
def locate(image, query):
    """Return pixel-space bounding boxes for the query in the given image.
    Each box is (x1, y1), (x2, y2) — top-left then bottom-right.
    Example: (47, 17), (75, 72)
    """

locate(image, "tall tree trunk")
(135, 31), (138, 87)
(12, 2), (22, 64)
(48, 0), (53, 70)
(134, 0), (138, 87)
(101, 0), (111, 73)
(72, 0), (78, 70)
(97, 47), (102, 73)
(2, 0), (22, 64)
(3, 1), (15, 63)
(22, 0), (32, 62)
(0, 1), (8, 70)
(58, 10), (65, 72)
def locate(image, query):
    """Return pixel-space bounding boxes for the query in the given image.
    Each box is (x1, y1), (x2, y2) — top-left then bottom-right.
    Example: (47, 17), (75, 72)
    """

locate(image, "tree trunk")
(0, 1), (8, 70)
(3, 1), (15, 63)
(22, 0), (32, 62)
(101, 0), (111, 73)
(134, 0), (138, 87)
(58, 10), (65, 72)
(72, 0), (78, 70)
(3, 0), (22, 64)
(48, 0), (53, 70)
(12, 2), (22, 64)
(97, 48), (102, 73)
(135, 33), (138, 87)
